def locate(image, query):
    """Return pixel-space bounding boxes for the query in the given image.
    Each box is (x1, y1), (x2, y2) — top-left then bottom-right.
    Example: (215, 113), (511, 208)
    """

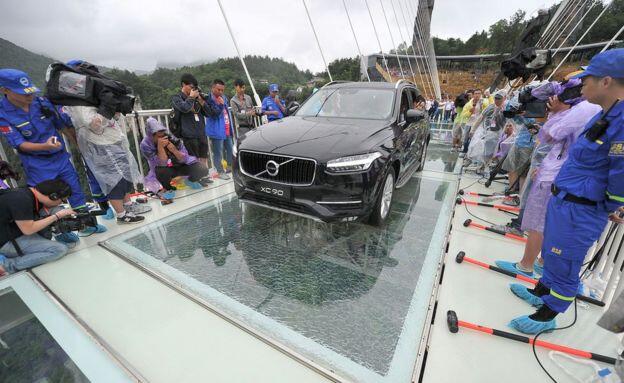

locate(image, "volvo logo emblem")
(266, 160), (279, 176)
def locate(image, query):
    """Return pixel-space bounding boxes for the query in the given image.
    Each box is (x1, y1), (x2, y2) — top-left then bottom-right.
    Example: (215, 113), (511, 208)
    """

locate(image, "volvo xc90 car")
(232, 80), (429, 225)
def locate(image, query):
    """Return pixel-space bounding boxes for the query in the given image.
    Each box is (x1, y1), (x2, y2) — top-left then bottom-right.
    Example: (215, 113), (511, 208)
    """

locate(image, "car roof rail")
(394, 79), (414, 89)
(321, 80), (351, 88)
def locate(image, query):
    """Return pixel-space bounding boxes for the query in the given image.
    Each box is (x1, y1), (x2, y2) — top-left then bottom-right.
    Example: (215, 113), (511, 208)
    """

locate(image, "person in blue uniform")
(261, 83), (285, 122)
(0, 69), (106, 240)
(509, 48), (624, 334)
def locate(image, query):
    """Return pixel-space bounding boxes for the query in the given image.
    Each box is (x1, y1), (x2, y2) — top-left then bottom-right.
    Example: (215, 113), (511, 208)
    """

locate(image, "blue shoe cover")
(495, 260), (534, 278)
(80, 224), (107, 235)
(509, 283), (544, 307)
(103, 207), (115, 220)
(55, 232), (80, 243)
(185, 180), (202, 190)
(533, 262), (544, 276)
(162, 190), (176, 200)
(508, 315), (556, 334)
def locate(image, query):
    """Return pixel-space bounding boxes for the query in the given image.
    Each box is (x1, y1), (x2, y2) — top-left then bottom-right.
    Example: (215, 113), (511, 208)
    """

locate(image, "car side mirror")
(405, 108), (426, 123)
(287, 103), (300, 116)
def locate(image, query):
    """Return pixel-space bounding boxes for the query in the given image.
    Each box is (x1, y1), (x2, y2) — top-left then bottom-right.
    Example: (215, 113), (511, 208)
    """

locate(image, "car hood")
(239, 116), (392, 161)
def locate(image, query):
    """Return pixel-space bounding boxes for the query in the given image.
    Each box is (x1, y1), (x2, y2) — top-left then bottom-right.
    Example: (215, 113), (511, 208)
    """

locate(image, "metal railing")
(585, 221), (624, 308)
(0, 106), (263, 194)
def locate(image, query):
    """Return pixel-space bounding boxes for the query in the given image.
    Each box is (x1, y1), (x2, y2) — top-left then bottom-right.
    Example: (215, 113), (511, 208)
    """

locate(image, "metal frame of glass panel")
(0, 272), (138, 382)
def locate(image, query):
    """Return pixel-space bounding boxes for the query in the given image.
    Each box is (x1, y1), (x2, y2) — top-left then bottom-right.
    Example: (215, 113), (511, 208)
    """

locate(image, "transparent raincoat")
(65, 106), (141, 195)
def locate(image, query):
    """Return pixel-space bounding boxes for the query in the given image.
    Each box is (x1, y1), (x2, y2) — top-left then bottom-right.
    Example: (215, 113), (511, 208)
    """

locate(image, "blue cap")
(572, 48), (624, 79)
(66, 59), (85, 67)
(269, 83), (279, 92)
(0, 69), (40, 95)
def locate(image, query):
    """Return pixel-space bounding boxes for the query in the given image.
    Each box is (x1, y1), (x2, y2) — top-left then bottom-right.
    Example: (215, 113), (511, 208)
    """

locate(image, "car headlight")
(326, 152), (382, 173)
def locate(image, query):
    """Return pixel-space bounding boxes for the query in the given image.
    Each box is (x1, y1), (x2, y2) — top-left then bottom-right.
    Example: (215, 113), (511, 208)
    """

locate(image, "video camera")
(0, 161), (19, 182)
(45, 62), (136, 119)
(50, 210), (107, 235)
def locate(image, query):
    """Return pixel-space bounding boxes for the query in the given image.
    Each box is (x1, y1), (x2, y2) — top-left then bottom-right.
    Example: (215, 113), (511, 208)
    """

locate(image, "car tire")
(417, 138), (429, 172)
(368, 168), (395, 226)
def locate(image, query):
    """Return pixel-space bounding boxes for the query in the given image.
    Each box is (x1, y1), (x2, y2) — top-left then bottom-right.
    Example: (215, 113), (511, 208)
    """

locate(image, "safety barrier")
(0, 106), (259, 192)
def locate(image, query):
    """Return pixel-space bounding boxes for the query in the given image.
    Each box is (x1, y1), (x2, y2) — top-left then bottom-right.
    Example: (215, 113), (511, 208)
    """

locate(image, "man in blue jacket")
(262, 84), (285, 122)
(205, 79), (233, 180)
(508, 48), (624, 334)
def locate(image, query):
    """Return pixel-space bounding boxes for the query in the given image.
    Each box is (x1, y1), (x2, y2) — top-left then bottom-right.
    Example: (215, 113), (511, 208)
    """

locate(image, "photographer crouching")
(140, 118), (208, 199)
(0, 179), (76, 276)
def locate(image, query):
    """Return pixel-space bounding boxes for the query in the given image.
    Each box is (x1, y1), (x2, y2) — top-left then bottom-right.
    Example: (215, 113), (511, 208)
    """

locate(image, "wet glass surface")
(105, 145), (457, 381)
(0, 289), (89, 383)
(422, 142), (459, 173)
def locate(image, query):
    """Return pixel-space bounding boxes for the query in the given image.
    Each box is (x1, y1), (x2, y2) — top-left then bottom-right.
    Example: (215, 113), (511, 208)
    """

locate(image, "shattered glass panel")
(105, 147), (457, 382)
(0, 288), (90, 383)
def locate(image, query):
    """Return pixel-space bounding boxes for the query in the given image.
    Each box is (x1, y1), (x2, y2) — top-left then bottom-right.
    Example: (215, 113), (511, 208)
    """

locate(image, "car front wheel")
(368, 168), (395, 226)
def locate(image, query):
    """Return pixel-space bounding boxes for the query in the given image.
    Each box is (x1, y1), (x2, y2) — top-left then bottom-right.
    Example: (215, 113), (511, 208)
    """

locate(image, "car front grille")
(239, 150), (316, 186)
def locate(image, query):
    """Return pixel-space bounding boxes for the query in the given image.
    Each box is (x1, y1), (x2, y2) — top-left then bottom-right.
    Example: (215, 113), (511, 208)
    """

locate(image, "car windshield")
(296, 88), (395, 120)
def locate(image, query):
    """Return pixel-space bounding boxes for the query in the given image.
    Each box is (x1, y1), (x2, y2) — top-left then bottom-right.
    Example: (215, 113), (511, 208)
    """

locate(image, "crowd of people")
(456, 48), (624, 335)
(0, 62), (289, 276)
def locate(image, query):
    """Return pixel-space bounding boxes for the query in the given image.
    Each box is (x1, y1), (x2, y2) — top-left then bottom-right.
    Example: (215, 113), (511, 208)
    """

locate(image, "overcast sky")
(0, 0), (558, 73)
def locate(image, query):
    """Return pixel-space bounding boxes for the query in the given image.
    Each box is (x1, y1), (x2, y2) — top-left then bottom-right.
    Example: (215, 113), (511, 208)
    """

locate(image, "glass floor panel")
(422, 142), (460, 173)
(104, 147), (458, 382)
(0, 288), (90, 383)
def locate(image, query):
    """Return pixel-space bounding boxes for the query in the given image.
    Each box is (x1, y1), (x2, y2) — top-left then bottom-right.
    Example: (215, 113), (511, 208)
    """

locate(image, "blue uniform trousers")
(85, 163), (107, 203)
(539, 196), (608, 312)
(22, 152), (87, 209)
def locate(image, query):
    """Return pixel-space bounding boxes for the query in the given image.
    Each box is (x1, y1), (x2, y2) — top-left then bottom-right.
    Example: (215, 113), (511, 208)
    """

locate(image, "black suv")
(233, 80), (429, 225)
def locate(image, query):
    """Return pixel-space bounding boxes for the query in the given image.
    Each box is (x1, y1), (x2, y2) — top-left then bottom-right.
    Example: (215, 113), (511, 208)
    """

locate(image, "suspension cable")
(547, 0), (614, 80)
(542, 0), (581, 48)
(302, 0), (333, 82)
(544, 0), (588, 49)
(216, 0), (262, 106)
(410, 0), (440, 99)
(397, 0), (431, 97)
(538, 0), (575, 47)
(400, 0), (433, 97)
(389, 0), (418, 86)
(342, 0), (370, 81)
(364, 0), (392, 79)
(379, 0), (405, 79)
(601, 24), (624, 52)
(551, 0), (597, 56)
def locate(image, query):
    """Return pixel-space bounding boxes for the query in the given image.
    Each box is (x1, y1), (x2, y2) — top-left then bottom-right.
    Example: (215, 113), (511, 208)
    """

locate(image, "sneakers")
(103, 206), (115, 220)
(218, 173), (231, 180)
(55, 232), (80, 244)
(495, 260), (534, 278)
(159, 190), (176, 200)
(185, 180), (203, 190)
(117, 212), (145, 224)
(80, 224), (108, 235)
(502, 196), (520, 207)
(124, 201), (152, 214)
(491, 224), (524, 237)
(199, 177), (214, 186)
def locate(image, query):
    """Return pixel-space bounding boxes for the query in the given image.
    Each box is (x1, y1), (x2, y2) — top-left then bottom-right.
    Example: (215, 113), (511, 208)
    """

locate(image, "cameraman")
(140, 118), (209, 198)
(0, 68), (108, 243)
(171, 74), (220, 169)
(0, 179), (75, 276)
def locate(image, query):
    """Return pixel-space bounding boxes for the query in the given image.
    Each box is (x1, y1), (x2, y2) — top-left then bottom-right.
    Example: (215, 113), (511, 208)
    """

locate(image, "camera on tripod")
(50, 210), (107, 234)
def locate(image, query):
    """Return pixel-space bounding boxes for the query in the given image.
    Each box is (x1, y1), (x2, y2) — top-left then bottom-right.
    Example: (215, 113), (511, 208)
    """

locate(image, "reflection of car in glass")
(233, 80), (430, 225)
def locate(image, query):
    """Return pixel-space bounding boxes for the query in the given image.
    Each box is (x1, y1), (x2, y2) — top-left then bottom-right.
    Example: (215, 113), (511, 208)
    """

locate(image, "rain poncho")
(140, 117), (198, 193)
(65, 106), (141, 195)
(466, 102), (506, 165)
